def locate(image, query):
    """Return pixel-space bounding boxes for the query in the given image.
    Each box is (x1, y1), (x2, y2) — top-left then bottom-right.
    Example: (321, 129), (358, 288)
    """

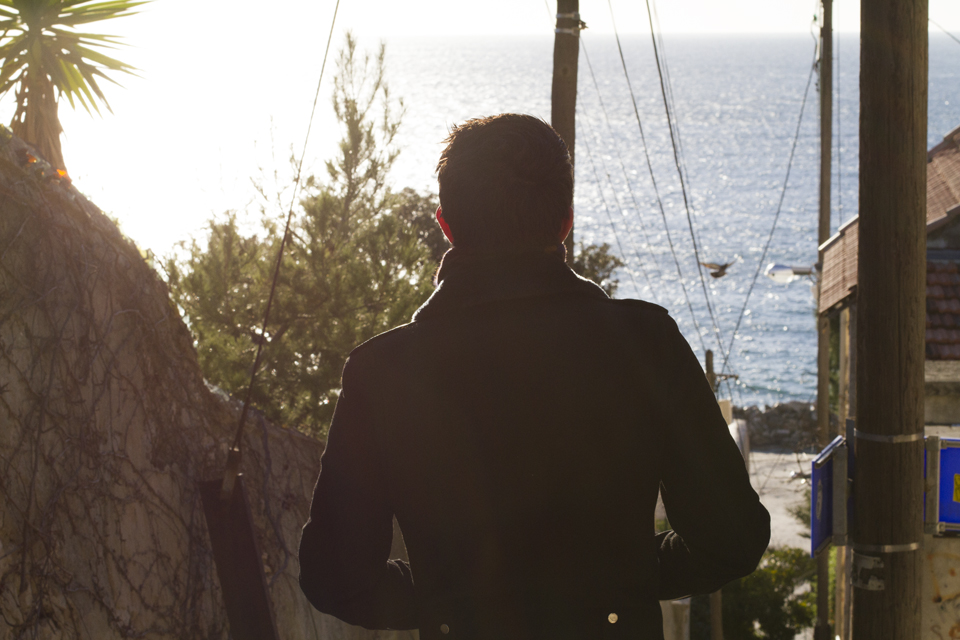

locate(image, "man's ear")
(436, 206), (454, 244)
(559, 207), (573, 243)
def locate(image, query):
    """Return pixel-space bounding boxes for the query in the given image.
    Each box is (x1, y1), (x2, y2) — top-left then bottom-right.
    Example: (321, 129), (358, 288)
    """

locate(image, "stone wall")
(733, 401), (820, 451)
(0, 130), (414, 639)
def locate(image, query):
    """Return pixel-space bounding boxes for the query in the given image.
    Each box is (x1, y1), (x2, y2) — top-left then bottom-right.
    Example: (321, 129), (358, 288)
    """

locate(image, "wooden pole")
(818, 0), (833, 252)
(835, 306), (852, 639)
(852, 0), (927, 637)
(814, 3), (833, 636)
(843, 305), (857, 635)
(704, 350), (723, 640)
(551, 0), (580, 265)
(709, 591), (723, 640)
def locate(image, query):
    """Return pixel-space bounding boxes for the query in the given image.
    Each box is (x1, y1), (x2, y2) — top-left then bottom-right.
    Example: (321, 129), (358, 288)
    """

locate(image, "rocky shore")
(734, 401), (826, 451)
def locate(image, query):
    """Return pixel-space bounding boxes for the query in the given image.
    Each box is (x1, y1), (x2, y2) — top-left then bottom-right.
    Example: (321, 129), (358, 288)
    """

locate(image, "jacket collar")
(413, 247), (608, 322)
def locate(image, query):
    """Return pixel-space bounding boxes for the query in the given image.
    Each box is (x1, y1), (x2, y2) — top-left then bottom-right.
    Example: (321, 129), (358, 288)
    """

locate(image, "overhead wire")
(650, 1), (690, 204)
(659, 0), (747, 402)
(650, 3), (713, 279)
(647, 0), (736, 398)
(229, 0), (341, 455)
(640, 0), (728, 359)
(541, 0), (653, 301)
(717, 49), (818, 380)
(603, 1), (709, 355)
(836, 30), (843, 227)
(931, 18), (960, 47)
(576, 106), (645, 298)
(579, 37), (664, 302)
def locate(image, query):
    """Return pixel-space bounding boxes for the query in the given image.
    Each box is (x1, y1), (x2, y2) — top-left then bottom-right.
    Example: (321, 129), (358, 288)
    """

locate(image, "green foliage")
(0, 0), (143, 168)
(390, 186), (447, 263)
(166, 35), (439, 437)
(829, 310), (840, 414)
(720, 547), (816, 640)
(165, 34), (630, 438)
(571, 242), (624, 297)
(690, 547), (816, 640)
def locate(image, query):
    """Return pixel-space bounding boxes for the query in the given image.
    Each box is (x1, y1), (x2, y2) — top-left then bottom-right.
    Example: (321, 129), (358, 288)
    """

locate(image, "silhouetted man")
(299, 114), (769, 640)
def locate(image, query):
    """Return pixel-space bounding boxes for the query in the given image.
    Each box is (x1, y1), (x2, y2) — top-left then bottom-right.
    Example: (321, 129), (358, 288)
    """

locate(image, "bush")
(691, 547), (816, 640)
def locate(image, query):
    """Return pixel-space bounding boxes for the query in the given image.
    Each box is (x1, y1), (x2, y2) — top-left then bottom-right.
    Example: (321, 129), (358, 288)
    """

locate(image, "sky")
(15, 0), (960, 257)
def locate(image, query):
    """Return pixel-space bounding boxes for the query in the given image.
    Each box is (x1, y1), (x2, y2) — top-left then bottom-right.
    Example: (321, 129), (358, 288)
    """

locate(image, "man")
(299, 114), (769, 640)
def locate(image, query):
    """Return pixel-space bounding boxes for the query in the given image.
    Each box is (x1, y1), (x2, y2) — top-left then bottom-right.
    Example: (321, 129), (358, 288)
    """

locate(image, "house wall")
(925, 393), (960, 424)
(925, 362), (960, 425)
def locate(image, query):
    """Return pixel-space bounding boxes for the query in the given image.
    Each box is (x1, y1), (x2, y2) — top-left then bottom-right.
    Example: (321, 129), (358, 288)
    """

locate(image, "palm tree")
(0, 0), (143, 170)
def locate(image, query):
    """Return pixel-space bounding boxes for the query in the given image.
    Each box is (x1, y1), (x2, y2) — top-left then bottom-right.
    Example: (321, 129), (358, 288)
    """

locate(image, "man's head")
(436, 114), (573, 251)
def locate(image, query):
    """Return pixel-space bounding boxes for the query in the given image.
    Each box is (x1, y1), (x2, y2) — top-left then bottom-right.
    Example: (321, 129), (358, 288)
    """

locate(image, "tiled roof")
(818, 124), (960, 315)
(927, 262), (960, 360)
(929, 127), (960, 218)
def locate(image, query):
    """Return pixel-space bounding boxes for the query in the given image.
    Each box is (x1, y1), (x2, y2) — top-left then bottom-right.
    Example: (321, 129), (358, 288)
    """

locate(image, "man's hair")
(436, 114), (573, 250)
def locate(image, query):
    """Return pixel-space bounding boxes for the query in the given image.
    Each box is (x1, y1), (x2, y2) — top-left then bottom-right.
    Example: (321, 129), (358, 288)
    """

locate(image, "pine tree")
(166, 34), (625, 438)
(166, 35), (441, 437)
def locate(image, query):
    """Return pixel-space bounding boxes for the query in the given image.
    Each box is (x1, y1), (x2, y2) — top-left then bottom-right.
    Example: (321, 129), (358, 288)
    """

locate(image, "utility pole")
(852, 0), (927, 637)
(814, 3), (833, 639)
(835, 305), (854, 639)
(705, 350), (723, 640)
(551, 0), (581, 265)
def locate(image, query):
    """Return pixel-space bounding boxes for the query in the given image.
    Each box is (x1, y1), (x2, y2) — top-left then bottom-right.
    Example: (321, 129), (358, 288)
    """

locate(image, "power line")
(836, 30), (843, 227)
(230, 0), (341, 454)
(542, 1), (655, 302)
(718, 53), (818, 380)
(576, 107), (644, 298)
(931, 18), (960, 47)
(645, 0), (737, 398)
(577, 108), (659, 301)
(580, 37), (664, 299)
(640, 0), (727, 359)
(603, 0), (709, 354)
(649, 1), (690, 203)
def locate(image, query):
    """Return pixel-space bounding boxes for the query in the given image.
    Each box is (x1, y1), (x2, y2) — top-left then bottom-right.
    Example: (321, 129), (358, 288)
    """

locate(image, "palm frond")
(0, 0), (146, 168)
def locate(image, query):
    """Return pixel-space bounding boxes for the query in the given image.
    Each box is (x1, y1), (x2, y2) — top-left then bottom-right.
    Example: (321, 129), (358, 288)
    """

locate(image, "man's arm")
(299, 358), (417, 629)
(654, 315), (770, 601)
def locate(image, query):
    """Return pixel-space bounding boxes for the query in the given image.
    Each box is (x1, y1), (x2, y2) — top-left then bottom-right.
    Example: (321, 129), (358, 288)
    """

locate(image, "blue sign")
(811, 452), (833, 555)
(939, 440), (960, 526)
(811, 435), (848, 557)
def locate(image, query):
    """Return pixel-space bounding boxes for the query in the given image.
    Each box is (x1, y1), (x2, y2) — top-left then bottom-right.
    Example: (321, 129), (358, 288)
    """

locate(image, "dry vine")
(0, 127), (372, 639)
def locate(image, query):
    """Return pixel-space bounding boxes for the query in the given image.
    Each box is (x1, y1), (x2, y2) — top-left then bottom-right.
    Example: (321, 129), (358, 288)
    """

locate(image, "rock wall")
(0, 130), (414, 639)
(733, 401), (820, 451)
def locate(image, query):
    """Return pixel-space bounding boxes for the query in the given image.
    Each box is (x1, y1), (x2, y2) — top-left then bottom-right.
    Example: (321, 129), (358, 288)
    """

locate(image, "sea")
(377, 33), (960, 409)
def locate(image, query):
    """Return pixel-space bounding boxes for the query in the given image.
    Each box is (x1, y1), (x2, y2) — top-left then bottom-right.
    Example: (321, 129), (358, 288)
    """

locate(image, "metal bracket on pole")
(853, 428), (923, 444)
(554, 11), (586, 36)
(926, 435), (943, 535)
(852, 552), (884, 591)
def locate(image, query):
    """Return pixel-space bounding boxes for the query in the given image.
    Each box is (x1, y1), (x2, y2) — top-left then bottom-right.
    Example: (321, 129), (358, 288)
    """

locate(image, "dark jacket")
(299, 250), (770, 640)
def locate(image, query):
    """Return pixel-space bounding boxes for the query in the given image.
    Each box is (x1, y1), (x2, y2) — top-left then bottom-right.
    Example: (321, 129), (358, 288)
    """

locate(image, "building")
(819, 123), (960, 425)
(818, 124), (960, 639)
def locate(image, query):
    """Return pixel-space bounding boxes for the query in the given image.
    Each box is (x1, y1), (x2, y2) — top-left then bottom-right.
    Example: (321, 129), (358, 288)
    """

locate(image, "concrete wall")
(925, 361), (960, 425)
(0, 130), (415, 639)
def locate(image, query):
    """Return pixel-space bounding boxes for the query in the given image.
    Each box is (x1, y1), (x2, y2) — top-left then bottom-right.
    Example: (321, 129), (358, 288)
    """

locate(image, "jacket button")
(608, 613), (618, 624)
(440, 623), (450, 634)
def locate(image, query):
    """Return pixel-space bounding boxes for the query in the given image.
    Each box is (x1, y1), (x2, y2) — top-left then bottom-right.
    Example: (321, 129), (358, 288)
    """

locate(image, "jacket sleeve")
(654, 315), (770, 601)
(299, 357), (417, 629)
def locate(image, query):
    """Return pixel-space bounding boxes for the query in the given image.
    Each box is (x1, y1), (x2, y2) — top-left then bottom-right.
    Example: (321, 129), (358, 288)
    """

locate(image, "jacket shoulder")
(347, 322), (417, 362)
(608, 298), (670, 316)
